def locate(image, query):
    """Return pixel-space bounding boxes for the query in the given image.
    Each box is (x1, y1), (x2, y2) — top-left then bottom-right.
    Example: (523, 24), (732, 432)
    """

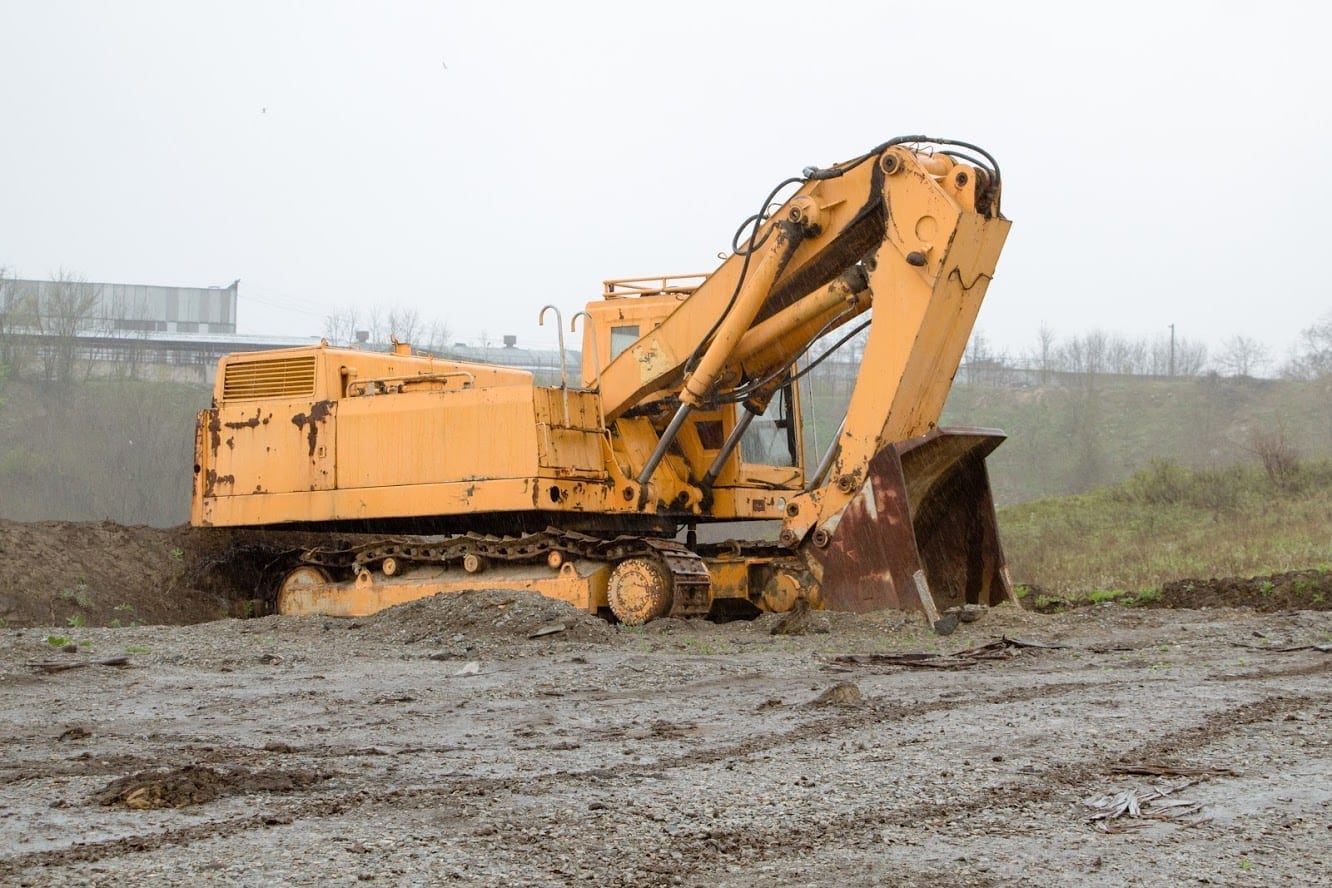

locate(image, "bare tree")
(1174, 339), (1208, 376)
(103, 286), (154, 379)
(364, 306), (386, 345)
(1106, 334), (1146, 376)
(421, 319), (454, 355)
(36, 270), (100, 384)
(1283, 312), (1332, 379)
(0, 269), (38, 378)
(1148, 333), (1173, 376)
(1031, 322), (1057, 383)
(322, 306), (362, 346)
(326, 305), (448, 350)
(387, 307), (421, 344)
(964, 329), (989, 384)
(1057, 335), (1085, 376)
(1215, 334), (1270, 378)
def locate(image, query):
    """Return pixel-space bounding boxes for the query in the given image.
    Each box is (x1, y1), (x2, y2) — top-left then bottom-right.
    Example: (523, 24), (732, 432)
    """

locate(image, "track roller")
(607, 557), (673, 625)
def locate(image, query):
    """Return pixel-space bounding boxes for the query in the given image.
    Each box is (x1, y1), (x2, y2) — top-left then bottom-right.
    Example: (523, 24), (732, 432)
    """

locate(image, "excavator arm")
(599, 138), (1008, 514)
(592, 137), (1015, 627)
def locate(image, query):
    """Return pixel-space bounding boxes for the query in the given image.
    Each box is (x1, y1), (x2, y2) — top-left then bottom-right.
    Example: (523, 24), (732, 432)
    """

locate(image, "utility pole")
(1168, 323), (1176, 377)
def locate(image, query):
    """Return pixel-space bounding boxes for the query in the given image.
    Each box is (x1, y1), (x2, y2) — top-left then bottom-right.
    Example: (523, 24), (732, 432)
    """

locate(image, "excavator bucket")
(807, 427), (1017, 629)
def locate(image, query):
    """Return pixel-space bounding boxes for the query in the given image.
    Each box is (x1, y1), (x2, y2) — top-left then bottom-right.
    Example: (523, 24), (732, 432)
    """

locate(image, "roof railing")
(602, 274), (707, 299)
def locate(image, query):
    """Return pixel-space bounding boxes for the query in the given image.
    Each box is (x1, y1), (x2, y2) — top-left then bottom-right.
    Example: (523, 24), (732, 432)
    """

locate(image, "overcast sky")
(2, 1), (1328, 364)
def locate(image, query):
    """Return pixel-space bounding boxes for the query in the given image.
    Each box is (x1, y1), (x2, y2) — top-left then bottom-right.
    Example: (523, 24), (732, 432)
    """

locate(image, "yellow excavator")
(192, 136), (1015, 631)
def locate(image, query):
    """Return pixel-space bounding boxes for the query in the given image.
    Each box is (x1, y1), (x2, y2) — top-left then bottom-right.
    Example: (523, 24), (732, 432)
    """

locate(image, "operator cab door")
(736, 377), (804, 488)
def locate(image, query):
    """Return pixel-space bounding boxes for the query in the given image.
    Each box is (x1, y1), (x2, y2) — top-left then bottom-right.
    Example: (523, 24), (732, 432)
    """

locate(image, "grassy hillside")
(940, 374), (1332, 504)
(0, 377), (209, 526)
(999, 458), (1332, 599)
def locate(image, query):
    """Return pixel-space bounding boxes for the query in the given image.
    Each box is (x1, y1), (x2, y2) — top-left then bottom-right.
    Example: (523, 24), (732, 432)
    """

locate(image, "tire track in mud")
(651, 688), (1332, 881)
(0, 676), (1099, 877)
(4, 657), (1326, 879)
(1207, 657), (1332, 682)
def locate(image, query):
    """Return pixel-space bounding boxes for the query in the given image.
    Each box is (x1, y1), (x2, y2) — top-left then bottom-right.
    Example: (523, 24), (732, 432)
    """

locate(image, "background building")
(10, 277), (238, 334)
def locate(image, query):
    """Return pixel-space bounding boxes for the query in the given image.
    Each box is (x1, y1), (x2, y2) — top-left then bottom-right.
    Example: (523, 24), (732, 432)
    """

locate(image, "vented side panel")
(223, 356), (317, 400)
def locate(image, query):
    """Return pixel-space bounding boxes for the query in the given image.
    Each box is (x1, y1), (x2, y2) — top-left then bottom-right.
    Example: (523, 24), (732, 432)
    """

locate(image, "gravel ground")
(1, 595), (1329, 887)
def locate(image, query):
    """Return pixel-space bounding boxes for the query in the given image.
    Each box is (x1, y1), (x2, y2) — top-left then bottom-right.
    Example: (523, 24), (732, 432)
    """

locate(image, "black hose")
(688, 136), (1000, 381)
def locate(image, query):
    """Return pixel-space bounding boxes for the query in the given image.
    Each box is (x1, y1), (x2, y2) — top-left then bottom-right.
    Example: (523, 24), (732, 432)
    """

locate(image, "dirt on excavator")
(1, 518), (1330, 886)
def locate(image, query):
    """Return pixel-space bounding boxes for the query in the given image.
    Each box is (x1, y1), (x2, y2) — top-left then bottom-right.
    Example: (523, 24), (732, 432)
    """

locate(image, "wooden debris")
(1085, 778), (1208, 831)
(27, 656), (131, 674)
(1232, 641), (1332, 653)
(1110, 764), (1238, 778)
(831, 636), (1064, 670)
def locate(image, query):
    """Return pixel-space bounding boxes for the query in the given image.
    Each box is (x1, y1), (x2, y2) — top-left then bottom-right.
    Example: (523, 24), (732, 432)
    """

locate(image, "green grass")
(1001, 458), (1332, 598)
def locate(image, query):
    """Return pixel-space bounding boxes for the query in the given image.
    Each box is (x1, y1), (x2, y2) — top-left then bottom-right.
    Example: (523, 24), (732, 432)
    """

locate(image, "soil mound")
(0, 519), (213, 628)
(96, 765), (329, 809)
(1155, 570), (1331, 612)
(0, 520), (344, 628)
(361, 589), (614, 646)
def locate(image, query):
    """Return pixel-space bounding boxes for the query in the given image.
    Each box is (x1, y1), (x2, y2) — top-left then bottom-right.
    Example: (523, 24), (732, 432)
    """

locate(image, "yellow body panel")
(336, 386), (539, 488)
(192, 342), (797, 527)
(278, 561), (612, 618)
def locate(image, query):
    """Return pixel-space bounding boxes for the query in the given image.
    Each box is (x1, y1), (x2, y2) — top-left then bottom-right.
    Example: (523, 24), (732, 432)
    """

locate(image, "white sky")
(2, 1), (1328, 363)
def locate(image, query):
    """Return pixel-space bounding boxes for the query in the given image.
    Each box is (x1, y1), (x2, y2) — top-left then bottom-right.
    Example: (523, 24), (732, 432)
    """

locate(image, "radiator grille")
(222, 355), (317, 400)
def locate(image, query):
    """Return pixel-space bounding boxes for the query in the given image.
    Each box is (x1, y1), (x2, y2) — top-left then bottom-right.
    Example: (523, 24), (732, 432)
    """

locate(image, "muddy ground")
(2, 520), (1330, 885)
(1, 588), (1329, 886)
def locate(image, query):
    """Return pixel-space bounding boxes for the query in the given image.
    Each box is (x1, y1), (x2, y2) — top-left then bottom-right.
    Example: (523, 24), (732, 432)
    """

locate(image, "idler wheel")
(276, 566), (332, 615)
(607, 558), (672, 626)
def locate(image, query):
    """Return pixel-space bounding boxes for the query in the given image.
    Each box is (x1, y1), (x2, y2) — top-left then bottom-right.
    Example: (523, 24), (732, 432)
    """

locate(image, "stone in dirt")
(808, 681), (863, 707)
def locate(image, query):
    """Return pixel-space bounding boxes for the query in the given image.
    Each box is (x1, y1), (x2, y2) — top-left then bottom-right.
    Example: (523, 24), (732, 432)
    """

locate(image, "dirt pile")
(361, 588), (615, 649)
(0, 519), (206, 628)
(1155, 570), (1331, 611)
(0, 520), (339, 628)
(96, 765), (331, 810)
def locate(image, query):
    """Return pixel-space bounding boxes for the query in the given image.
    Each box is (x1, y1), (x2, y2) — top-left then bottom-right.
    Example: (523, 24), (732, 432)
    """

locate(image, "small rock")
(770, 600), (812, 636)
(808, 681), (863, 707)
(60, 643), (78, 654)
(455, 661), (481, 676)
(933, 614), (960, 636)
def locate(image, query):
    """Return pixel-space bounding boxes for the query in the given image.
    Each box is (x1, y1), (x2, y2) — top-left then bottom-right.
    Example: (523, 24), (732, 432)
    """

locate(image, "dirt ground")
(0, 586), (1328, 886)
(1, 520), (1330, 885)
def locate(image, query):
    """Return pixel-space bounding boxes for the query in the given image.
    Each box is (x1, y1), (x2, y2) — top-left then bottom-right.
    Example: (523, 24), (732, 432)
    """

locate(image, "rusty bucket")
(804, 427), (1017, 629)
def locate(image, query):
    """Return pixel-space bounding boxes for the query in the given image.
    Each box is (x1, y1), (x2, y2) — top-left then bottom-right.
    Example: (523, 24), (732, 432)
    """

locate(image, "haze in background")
(2, 1), (1327, 359)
